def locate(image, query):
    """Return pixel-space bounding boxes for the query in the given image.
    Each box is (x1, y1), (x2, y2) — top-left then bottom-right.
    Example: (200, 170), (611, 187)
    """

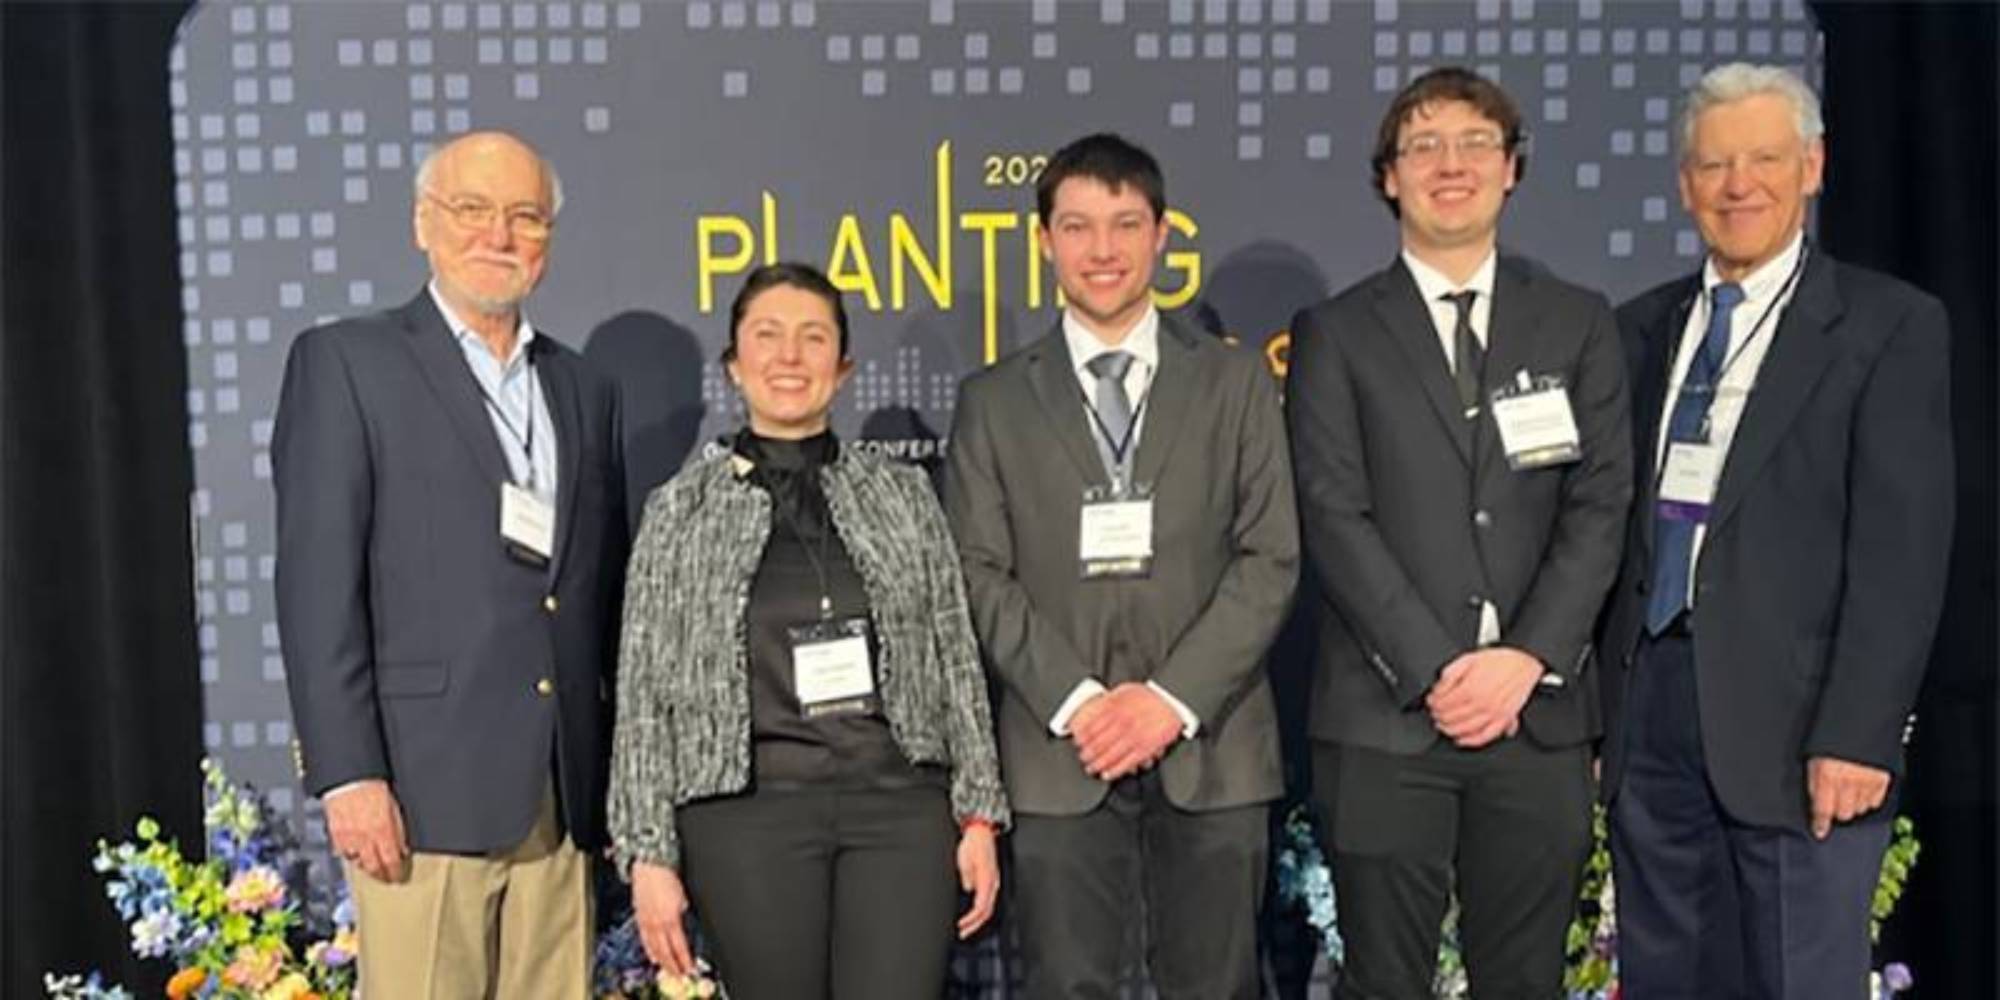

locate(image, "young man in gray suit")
(943, 133), (1298, 999)
(273, 131), (628, 997)
(1599, 64), (1952, 998)
(1286, 69), (1632, 998)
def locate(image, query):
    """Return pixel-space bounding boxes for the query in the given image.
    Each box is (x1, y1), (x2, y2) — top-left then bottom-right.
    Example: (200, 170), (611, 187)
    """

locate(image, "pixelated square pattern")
(175, 2), (1819, 990)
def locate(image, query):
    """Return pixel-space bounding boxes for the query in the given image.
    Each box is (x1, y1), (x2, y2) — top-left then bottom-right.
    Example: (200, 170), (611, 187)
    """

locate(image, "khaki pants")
(346, 788), (592, 999)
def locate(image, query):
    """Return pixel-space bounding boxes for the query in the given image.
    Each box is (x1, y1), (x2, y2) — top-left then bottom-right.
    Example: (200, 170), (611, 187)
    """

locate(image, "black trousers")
(1610, 631), (1892, 1000)
(1010, 771), (1269, 1000)
(1313, 736), (1593, 1000)
(677, 782), (958, 1000)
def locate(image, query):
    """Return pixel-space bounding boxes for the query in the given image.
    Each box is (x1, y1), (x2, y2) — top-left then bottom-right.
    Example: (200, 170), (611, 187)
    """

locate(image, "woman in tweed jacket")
(609, 263), (1009, 998)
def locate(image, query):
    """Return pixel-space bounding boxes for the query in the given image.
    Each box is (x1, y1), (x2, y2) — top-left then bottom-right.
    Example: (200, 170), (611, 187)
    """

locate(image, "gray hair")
(412, 135), (565, 216)
(1678, 62), (1825, 160)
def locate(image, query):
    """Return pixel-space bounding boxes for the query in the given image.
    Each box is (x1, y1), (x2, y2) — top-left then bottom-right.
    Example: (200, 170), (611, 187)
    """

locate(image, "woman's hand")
(631, 860), (696, 977)
(955, 821), (1001, 939)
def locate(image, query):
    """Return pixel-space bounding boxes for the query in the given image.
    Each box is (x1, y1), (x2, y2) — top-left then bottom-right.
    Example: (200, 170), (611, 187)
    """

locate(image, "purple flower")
(1881, 963), (1914, 992)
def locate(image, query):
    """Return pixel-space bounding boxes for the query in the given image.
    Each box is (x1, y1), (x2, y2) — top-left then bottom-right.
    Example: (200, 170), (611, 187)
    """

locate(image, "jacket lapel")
(1707, 253), (1843, 532)
(1474, 255), (1549, 476)
(1128, 317), (1196, 488)
(1024, 325), (1112, 488)
(1373, 259), (1472, 464)
(1632, 281), (1700, 565)
(536, 343), (585, 580)
(397, 293), (512, 488)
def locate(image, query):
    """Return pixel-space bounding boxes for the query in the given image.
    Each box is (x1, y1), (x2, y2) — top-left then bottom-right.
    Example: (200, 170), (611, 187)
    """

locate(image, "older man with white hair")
(274, 130), (628, 996)
(1596, 64), (1953, 997)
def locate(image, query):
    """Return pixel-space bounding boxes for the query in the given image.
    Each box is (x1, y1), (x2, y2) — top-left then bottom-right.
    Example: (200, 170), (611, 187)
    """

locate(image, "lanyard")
(776, 489), (837, 620)
(1684, 244), (1809, 394)
(472, 358), (539, 490)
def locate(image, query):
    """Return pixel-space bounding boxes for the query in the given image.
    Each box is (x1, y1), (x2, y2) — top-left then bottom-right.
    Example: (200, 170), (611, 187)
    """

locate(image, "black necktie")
(1442, 290), (1483, 416)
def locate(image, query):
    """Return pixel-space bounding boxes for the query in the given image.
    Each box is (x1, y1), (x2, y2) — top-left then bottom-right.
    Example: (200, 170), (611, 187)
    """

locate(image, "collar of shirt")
(428, 281), (537, 371)
(1701, 230), (1805, 311)
(1063, 304), (1161, 404)
(1402, 248), (1497, 364)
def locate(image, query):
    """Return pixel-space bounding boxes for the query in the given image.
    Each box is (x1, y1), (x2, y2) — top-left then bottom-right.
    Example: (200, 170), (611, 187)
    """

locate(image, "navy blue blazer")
(273, 291), (628, 853)
(1598, 249), (1953, 832)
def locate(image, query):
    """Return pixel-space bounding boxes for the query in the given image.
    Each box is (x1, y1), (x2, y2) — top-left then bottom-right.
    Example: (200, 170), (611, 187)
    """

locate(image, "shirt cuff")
(1048, 679), (1108, 736)
(320, 780), (371, 801)
(1146, 681), (1201, 739)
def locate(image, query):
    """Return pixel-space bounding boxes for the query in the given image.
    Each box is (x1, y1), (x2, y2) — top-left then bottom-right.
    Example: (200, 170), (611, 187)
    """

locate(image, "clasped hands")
(1071, 682), (1185, 781)
(1425, 647), (1545, 749)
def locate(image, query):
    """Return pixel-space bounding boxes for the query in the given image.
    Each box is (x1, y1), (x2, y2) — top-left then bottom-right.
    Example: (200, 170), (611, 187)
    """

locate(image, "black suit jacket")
(273, 292), (629, 853)
(943, 317), (1299, 816)
(1599, 250), (1953, 831)
(1287, 254), (1632, 753)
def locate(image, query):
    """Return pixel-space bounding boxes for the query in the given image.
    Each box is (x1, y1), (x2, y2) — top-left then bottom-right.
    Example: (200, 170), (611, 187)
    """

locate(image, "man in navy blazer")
(273, 131), (627, 997)
(1598, 64), (1953, 998)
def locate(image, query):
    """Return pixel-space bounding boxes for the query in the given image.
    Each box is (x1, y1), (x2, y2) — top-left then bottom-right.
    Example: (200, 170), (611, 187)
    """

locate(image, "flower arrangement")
(53, 760), (725, 1000)
(1275, 802), (1921, 999)
(49, 759), (357, 999)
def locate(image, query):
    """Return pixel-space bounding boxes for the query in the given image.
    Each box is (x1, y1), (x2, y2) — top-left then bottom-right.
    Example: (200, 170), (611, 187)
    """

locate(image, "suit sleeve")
(272, 329), (387, 796)
(1506, 294), (1635, 681)
(608, 483), (687, 872)
(903, 468), (1011, 829)
(1286, 306), (1459, 705)
(1148, 354), (1301, 724)
(942, 378), (1097, 726)
(1806, 292), (1954, 772)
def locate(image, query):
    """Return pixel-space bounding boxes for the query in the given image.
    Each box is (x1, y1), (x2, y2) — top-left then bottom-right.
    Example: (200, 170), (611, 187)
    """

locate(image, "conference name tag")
(500, 481), (555, 566)
(789, 617), (877, 718)
(1079, 483), (1154, 579)
(1490, 372), (1582, 470)
(1657, 442), (1722, 523)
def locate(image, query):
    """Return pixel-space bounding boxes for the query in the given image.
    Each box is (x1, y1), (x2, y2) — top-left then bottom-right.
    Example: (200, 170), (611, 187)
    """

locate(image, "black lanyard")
(1079, 378), (1152, 474)
(472, 357), (540, 489)
(1684, 244), (1809, 393)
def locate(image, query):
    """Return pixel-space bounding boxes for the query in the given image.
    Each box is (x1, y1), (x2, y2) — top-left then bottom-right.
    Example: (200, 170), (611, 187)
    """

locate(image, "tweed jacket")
(609, 443), (1010, 870)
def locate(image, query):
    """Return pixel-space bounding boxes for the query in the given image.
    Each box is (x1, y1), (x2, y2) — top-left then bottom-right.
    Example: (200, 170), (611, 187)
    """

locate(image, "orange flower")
(166, 967), (207, 999)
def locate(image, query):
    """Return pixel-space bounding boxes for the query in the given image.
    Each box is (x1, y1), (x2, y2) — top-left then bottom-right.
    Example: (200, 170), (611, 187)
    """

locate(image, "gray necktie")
(1085, 350), (1136, 476)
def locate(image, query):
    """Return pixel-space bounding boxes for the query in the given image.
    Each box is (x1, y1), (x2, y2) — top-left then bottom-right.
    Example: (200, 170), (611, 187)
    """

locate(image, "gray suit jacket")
(1287, 254), (1632, 753)
(273, 292), (629, 853)
(943, 316), (1299, 816)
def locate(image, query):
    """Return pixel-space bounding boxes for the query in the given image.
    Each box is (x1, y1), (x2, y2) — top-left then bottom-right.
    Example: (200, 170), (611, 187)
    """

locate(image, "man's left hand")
(1073, 683), (1183, 780)
(1807, 756), (1892, 839)
(1426, 647), (1543, 748)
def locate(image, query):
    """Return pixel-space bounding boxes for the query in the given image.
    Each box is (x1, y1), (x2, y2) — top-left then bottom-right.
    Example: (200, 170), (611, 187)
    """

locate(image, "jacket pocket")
(376, 660), (447, 697)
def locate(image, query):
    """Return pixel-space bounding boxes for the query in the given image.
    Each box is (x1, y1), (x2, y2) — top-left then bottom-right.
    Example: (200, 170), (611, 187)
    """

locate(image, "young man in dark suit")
(273, 131), (628, 997)
(944, 133), (1298, 999)
(1286, 68), (1633, 998)
(1598, 63), (1953, 998)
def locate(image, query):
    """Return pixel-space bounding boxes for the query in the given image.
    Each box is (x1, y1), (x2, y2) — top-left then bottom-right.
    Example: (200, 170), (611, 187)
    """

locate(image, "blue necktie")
(1645, 282), (1745, 634)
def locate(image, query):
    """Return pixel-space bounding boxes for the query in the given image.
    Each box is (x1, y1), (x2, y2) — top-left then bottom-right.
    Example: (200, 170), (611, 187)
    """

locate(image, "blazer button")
(1466, 594), (1484, 608)
(535, 678), (555, 696)
(542, 595), (559, 614)
(1472, 509), (1493, 528)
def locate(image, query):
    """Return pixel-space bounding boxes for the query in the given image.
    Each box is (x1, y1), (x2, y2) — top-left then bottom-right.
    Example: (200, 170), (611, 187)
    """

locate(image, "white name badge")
(1657, 441), (1723, 522)
(1079, 489), (1154, 579)
(1490, 374), (1582, 470)
(789, 616), (877, 718)
(500, 481), (556, 564)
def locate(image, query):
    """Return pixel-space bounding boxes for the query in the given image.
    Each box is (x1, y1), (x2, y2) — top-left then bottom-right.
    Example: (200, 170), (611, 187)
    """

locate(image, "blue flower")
(129, 910), (181, 959)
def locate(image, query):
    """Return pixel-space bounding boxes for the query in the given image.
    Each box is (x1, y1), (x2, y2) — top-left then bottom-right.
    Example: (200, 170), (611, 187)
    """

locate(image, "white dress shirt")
(1047, 304), (1200, 741)
(1653, 233), (1806, 602)
(1402, 249), (1503, 645)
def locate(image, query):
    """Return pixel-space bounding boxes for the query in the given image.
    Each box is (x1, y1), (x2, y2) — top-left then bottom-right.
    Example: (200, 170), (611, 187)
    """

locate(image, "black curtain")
(1814, 3), (2000, 998)
(0, 3), (201, 996)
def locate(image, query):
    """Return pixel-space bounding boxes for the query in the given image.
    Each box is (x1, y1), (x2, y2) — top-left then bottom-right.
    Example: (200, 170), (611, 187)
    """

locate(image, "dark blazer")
(273, 291), (629, 853)
(1287, 254), (1633, 753)
(1599, 250), (1953, 831)
(942, 317), (1299, 816)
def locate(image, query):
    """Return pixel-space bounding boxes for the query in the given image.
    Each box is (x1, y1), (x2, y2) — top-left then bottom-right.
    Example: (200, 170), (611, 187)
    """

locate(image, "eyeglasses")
(422, 191), (554, 241)
(1685, 148), (1800, 183)
(1396, 130), (1510, 167)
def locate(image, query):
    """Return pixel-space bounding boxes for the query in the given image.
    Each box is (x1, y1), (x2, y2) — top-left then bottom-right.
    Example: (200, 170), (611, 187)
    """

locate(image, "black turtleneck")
(734, 429), (935, 789)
